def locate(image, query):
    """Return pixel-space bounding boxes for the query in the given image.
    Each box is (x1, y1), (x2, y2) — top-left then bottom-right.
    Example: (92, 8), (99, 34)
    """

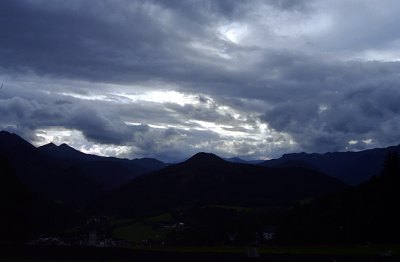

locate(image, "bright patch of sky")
(116, 90), (199, 106)
(34, 127), (132, 158)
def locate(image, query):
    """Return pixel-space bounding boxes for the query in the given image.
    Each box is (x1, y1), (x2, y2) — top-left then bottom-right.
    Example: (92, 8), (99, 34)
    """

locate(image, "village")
(27, 215), (276, 249)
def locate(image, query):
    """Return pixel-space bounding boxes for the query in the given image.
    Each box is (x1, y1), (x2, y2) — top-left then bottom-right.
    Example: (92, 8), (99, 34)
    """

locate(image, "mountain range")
(93, 152), (346, 216)
(1, 130), (347, 215)
(0, 130), (166, 205)
(2, 130), (400, 244)
(261, 145), (400, 185)
(2, 130), (399, 208)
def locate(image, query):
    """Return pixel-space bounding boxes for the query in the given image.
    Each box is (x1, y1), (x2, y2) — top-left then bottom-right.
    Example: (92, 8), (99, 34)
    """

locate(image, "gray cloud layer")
(1, 0), (400, 160)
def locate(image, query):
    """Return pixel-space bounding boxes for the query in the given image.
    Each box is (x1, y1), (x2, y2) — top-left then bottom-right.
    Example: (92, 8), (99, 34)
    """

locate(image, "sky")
(1, 0), (400, 162)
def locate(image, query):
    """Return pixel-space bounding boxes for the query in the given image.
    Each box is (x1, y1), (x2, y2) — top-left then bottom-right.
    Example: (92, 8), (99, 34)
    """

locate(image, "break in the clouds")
(1, 0), (400, 161)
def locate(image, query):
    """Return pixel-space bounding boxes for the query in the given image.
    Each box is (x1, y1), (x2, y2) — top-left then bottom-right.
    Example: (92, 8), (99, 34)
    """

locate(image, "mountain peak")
(39, 142), (57, 149)
(38, 142), (78, 152)
(58, 143), (85, 154)
(59, 143), (74, 149)
(38, 142), (88, 160)
(0, 130), (35, 152)
(0, 130), (19, 139)
(184, 152), (227, 165)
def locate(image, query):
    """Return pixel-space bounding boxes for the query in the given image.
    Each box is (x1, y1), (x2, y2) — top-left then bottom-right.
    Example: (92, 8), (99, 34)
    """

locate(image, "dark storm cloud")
(0, 94), (136, 144)
(54, 99), (73, 105)
(2, 0), (400, 160)
(253, 54), (400, 153)
(0, 0), (245, 86)
(149, 0), (240, 20)
(0, 0), (313, 87)
(262, 83), (400, 152)
(265, 0), (312, 11)
(0, 0), (171, 82)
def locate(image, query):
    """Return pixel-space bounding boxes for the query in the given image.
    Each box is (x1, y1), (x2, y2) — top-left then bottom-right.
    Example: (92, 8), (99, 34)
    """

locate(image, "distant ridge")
(261, 145), (400, 185)
(38, 142), (167, 170)
(224, 157), (264, 165)
(94, 151), (346, 216)
(39, 142), (95, 161)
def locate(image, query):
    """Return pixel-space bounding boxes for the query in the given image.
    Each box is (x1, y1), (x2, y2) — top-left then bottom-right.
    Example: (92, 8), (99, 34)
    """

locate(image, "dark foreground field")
(0, 245), (398, 262)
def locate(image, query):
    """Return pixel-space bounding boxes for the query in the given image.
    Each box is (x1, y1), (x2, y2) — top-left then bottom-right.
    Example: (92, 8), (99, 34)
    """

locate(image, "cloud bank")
(1, 0), (400, 161)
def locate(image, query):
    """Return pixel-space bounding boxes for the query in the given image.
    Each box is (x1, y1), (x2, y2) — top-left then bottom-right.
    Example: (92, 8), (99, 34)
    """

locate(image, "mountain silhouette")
(261, 146), (400, 185)
(38, 142), (166, 171)
(94, 152), (346, 217)
(38, 142), (98, 161)
(5, 129), (400, 244)
(0, 131), (166, 205)
(38, 142), (167, 190)
(0, 130), (35, 149)
(183, 152), (228, 166)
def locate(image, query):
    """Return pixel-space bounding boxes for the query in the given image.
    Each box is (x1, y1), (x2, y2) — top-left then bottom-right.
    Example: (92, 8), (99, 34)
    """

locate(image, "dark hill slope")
(0, 130), (36, 153)
(277, 152), (400, 244)
(95, 153), (346, 217)
(0, 155), (80, 241)
(261, 145), (400, 185)
(0, 131), (103, 205)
